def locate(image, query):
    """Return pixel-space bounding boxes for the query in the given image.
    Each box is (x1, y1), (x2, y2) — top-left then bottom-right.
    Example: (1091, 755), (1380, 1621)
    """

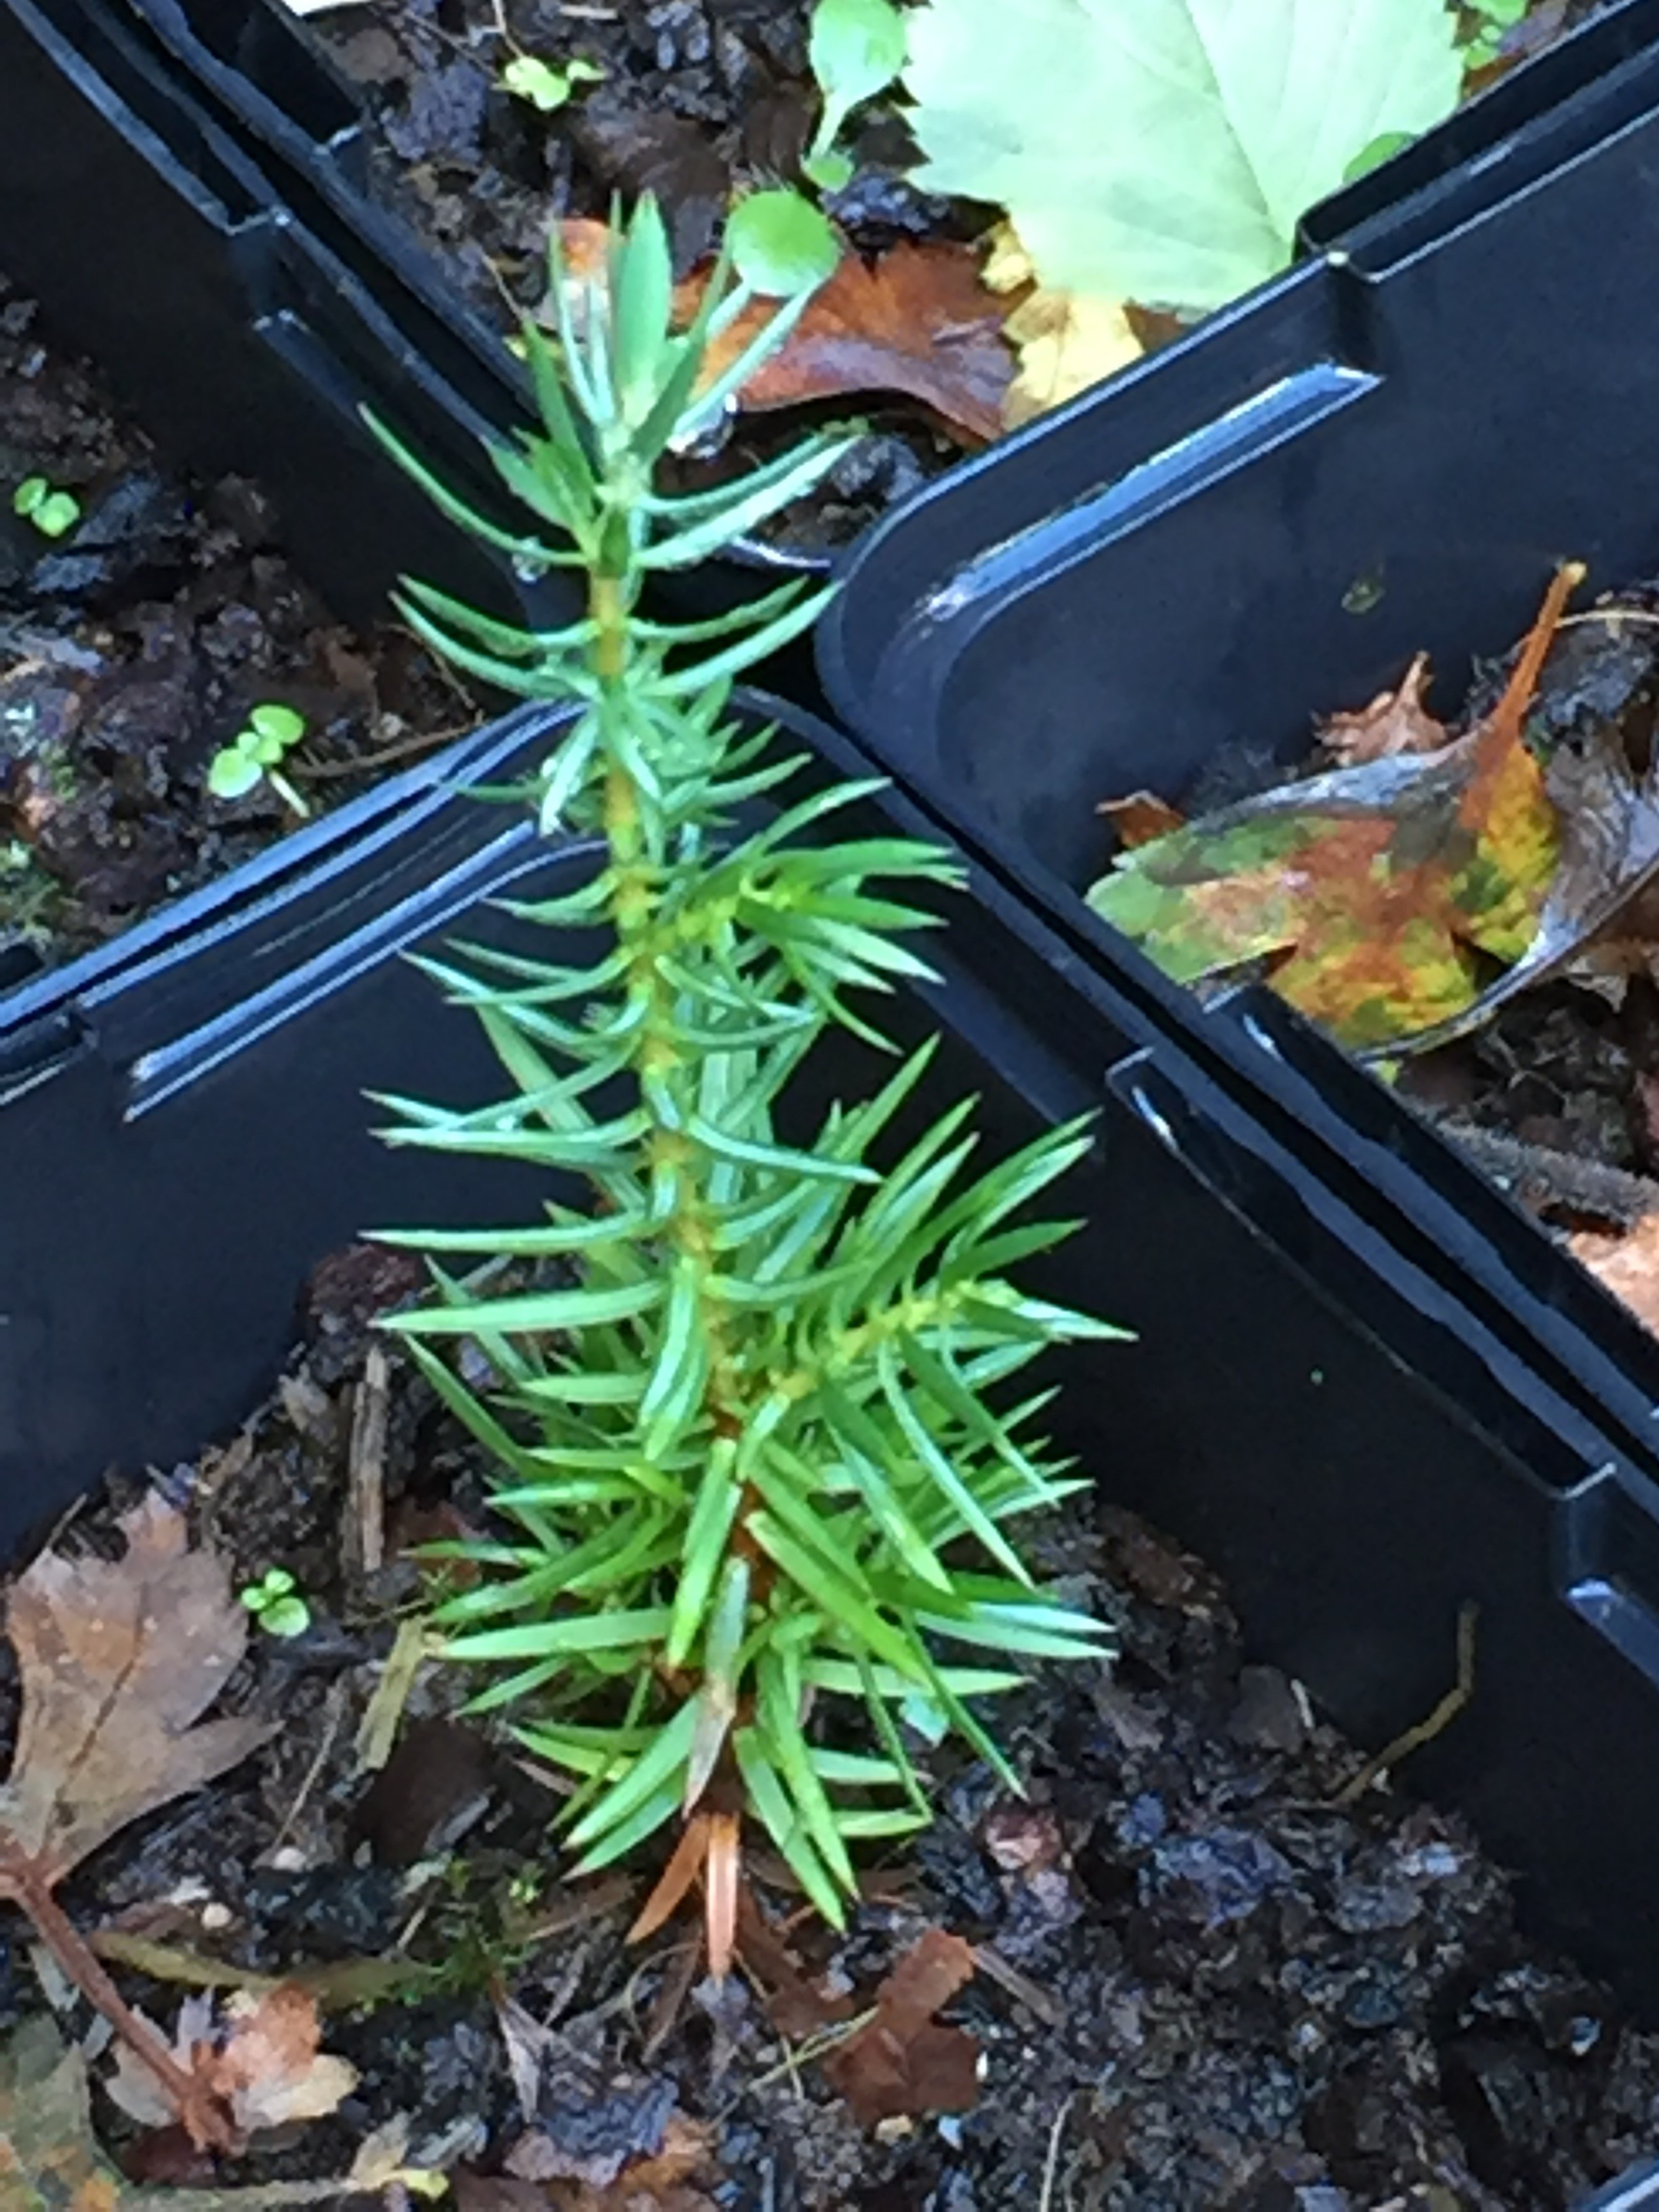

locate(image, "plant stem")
(0, 1858), (237, 2150)
(590, 548), (746, 1435)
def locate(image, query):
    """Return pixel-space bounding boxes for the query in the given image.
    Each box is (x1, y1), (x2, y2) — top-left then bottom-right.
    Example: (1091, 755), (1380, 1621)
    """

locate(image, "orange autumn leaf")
(1318, 651), (1447, 766)
(1098, 790), (1186, 848)
(106, 1987), (357, 2136)
(1571, 1214), (1659, 1337)
(554, 220), (1012, 443)
(821, 1927), (981, 2127)
(1089, 565), (1582, 1050)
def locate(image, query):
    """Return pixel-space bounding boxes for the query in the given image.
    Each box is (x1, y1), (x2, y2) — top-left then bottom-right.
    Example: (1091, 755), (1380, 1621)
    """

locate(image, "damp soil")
(315, 0), (972, 558)
(10, 1241), (1659, 2211)
(0, 268), (476, 976)
(307, 0), (1600, 562)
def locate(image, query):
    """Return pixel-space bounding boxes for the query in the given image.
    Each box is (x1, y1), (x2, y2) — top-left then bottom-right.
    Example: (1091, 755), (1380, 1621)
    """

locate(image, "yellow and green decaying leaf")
(1090, 564), (1580, 1050)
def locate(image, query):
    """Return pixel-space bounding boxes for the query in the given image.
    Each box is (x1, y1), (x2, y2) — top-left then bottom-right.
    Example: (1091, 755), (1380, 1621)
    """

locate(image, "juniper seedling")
(369, 196), (1119, 1968)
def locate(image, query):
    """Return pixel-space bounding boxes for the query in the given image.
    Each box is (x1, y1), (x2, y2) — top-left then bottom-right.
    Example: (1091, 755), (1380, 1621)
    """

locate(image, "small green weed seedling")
(368, 194), (1120, 1971)
(12, 476), (81, 539)
(802, 0), (907, 190)
(1459, 0), (1528, 66)
(207, 702), (310, 816)
(240, 1567), (312, 1639)
(500, 53), (604, 112)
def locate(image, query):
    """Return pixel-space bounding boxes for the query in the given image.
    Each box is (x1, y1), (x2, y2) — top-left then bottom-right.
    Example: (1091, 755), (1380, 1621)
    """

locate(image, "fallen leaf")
(1571, 1214), (1659, 1336)
(0, 2015), (365, 2210)
(983, 222), (1142, 427)
(1318, 651), (1447, 766)
(1098, 790), (1187, 848)
(821, 1927), (981, 2127)
(0, 1494), (274, 2148)
(904, 0), (1462, 312)
(209, 1987), (359, 2133)
(546, 2114), (719, 2211)
(0, 1493), (270, 1884)
(737, 1888), (854, 2040)
(554, 220), (1013, 443)
(107, 1987), (357, 2136)
(1088, 564), (1581, 1051)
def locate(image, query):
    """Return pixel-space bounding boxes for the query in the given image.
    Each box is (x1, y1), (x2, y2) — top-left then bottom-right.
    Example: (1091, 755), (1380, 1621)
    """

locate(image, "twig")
(292, 718), (476, 781)
(507, 1872), (634, 1948)
(6, 1865), (236, 2150)
(642, 1936), (703, 2062)
(735, 2007), (881, 2104)
(1038, 2091), (1078, 2212)
(268, 1679), (348, 1858)
(1437, 1119), (1659, 1229)
(346, 1344), (390, 1579)
(1555, 607), (1659, 631)
(355, 1616), (432, 1776)
(974, 1942), (1066, 2027)
(1329, 1601), (1478, 1807)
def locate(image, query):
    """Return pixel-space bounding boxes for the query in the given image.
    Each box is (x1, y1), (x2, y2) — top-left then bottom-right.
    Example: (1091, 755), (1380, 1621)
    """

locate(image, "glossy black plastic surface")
(817, 6), (1659, 1496)
(12, 690), (1659, 2032)
(0, 0), (568, 632)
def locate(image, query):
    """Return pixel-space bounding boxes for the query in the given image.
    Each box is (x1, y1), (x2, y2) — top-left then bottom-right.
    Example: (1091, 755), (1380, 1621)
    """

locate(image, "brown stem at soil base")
(0, 1861), (238, 2151)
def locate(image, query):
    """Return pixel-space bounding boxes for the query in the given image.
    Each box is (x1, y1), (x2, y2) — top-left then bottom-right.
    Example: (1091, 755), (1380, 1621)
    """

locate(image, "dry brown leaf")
(1318, 651), (1447, 766)
(107, 1986), (357, 2136)
(1099, 790), (1187, 849)
(1571, 1213), (1659, 1335)
(556, 220), (1012, 443)
(211, 1986), (359, 2133)
(821, 1927), (981, 2127)
(503, 2114), (718, 2211)
(0, 1494), (274, 2150)
(0, 1492), (271, 1885)
(983, 223), (1141, 428)
(737, 1887), (853, 2040)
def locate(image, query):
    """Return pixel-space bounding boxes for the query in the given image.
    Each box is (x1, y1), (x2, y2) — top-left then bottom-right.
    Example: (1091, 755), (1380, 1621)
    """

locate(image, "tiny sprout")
(12, 475), (81, 539)
(207, 701), (310, 815)
(500, 54), (603, 112)
(239, 1567), (312, 1639)
(802, 0), (905, 191)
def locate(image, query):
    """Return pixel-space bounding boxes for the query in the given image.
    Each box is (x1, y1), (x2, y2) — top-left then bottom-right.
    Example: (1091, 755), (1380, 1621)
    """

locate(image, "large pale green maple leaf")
(903, 0), (1464, 311)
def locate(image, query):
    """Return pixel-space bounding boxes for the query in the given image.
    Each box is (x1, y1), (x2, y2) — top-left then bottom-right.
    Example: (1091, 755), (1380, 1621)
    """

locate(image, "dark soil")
(12, 1242), (1659, 2210)
(316, 0), (970, 557)
(0, 269), (475, 975)
(1387, 591), (1659, 1243)
(308, 0), (1597, 561)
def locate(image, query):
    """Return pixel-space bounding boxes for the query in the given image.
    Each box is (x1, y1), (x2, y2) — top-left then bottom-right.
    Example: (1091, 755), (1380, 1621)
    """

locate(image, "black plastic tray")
(815, 33), (1659, 1500)
(101, 0), (1659, 613)
(15, 687), (1659, 2039)
(110, 0), (814, 610)
(0, 0), (571, 636)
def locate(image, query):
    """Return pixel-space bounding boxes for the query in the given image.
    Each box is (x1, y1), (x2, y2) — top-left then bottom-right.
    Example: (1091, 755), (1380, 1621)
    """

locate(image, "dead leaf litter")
(3, 1248), (1659, 2204)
